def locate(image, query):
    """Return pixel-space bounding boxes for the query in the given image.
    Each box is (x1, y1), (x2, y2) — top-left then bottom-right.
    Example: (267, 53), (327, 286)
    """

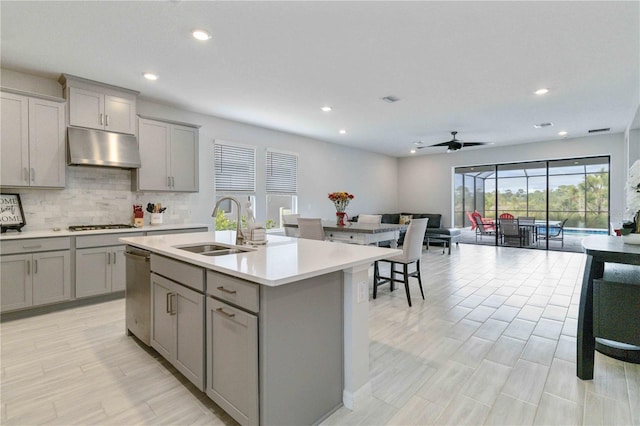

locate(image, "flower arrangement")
(328, 191), (354, 213)
(623, 159), (640, 234)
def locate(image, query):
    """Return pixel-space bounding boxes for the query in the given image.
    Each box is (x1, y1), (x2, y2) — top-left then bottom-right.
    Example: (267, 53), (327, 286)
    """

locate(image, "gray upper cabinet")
(135, 116), (200, 192)
(59, 74), (138, 135)
(0, 90), (66, 188)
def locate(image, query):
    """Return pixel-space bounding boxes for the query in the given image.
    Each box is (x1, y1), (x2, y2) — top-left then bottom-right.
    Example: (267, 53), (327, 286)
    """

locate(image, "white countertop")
(0, 223), (210, 240)
(120, 231), (402, 287)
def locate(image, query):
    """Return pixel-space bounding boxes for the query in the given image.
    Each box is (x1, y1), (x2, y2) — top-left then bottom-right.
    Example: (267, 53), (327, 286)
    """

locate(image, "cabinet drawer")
(151, 254), (204, 293)
(76, 232), (143, 248)
(326, 231), (362, 243)
(1, 237), (70, 254)
(207, 271), (259, 313)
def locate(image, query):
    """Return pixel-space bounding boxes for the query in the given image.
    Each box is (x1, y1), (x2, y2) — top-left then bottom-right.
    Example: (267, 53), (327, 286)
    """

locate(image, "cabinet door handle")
(216, 286), (237, 295)
(171, 177), (175, 187)
(30, 168), (35, 182)
(216, 307), (235, 318)
(34, 259), (38, 274)
(100, 113), (104, 125)
(23, 167), (29, 182)
(166, 292), (172, 313)
(26, 260), (30, 275)
(105, 114), (109, 126)
(171, 293), (177, 315)
(113, 252), (116, 264)
(167, 176), (171, 187)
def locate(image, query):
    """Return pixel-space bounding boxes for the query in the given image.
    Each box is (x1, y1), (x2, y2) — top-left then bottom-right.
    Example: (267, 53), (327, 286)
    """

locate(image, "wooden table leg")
(577, 255), (604, 379)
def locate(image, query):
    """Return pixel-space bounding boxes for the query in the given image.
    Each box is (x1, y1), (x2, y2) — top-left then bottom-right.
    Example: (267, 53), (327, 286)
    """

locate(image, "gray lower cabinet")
(206, 297), (259, 426)
(75, 232), (142, 298)
(0, 237), (71, 312)
(1, 251), (71, 312)
(150, 271), (205, 390)
(75, 245), (126, 297)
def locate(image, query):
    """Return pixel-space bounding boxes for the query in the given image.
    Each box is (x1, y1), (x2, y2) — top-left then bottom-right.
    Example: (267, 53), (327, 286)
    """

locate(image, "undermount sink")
(174, 243), (254, 257)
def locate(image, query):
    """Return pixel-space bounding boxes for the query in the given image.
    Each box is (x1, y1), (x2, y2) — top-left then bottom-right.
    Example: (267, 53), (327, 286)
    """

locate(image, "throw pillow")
(399, 214), (412, 225)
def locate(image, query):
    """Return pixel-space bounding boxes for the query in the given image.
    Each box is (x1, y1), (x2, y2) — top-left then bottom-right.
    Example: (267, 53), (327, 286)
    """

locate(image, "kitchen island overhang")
(120, 231), (401, 423)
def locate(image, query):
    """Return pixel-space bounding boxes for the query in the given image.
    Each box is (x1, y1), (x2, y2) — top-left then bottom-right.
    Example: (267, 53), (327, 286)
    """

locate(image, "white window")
(214, 141), (256, 230)
(266, 150), (298, 229)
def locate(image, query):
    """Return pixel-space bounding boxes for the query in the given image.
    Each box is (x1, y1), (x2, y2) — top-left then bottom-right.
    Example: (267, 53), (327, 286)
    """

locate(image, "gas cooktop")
(68, 224), (136, 231)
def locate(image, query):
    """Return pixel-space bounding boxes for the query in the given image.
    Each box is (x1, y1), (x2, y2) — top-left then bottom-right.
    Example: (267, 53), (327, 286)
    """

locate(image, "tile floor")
(1, 244), (638, 425)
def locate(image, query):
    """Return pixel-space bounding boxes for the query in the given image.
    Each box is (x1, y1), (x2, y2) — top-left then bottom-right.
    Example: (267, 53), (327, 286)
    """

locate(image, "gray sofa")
(354, 213), (461, 247)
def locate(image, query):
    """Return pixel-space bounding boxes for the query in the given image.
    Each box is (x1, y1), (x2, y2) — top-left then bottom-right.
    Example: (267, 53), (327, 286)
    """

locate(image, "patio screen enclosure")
(454, 156), (610, 243)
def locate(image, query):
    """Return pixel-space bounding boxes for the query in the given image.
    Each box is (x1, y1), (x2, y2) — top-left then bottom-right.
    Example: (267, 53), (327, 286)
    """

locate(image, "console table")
(577, 235), (640, 380)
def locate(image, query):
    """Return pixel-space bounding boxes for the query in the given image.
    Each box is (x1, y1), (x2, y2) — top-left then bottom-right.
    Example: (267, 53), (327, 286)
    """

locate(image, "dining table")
(284, 221), (408, 248)
(496, 218), (561, 246)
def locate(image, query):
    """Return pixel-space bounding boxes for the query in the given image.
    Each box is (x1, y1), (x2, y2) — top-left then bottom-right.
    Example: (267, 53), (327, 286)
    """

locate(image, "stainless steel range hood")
(67, 127), (141, 169)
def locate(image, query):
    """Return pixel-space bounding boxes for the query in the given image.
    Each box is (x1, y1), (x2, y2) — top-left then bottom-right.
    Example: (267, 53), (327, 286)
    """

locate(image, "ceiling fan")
(416, 131), (489, 153)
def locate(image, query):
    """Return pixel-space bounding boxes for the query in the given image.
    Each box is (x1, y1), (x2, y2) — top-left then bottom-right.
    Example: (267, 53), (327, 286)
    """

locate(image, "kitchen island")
(120, 231), (400, 426)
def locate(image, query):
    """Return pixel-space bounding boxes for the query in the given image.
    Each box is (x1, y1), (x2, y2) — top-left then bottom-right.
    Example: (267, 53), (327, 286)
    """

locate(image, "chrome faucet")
(212, 196), (245, 246)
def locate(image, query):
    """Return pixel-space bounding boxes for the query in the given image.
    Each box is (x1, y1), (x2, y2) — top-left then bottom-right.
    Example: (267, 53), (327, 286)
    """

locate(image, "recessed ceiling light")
(321, 106), (332, 112)
(143, 72), (158, 81)
(533, 122), (553, 128)
(535, 88), (549, 95)
(339, 129), (347, 135)
(410, 149), (416, 154)
(558, 131), (568, 136)
(192, 30), (212, 41)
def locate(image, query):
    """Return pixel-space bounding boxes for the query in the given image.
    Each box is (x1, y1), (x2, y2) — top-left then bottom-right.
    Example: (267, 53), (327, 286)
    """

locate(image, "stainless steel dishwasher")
(125, 246), (151, 345)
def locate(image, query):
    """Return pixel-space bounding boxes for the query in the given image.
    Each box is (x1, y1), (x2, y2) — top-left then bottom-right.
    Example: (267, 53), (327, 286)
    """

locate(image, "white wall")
(0, 69), (398, 230)
(397, 133), (627, 227)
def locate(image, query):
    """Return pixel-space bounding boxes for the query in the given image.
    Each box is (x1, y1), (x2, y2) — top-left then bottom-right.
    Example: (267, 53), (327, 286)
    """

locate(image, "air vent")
(588, 128), (610, 133)
(381, 95), (400, 103)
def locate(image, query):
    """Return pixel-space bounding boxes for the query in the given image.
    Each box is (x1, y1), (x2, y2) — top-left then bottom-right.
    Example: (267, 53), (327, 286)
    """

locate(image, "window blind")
(266, 150), (298, 194)
(214, 142), (256, 192)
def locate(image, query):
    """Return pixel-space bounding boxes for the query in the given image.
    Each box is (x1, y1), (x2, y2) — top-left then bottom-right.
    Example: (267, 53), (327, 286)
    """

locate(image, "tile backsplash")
(8, 167), (196, 231)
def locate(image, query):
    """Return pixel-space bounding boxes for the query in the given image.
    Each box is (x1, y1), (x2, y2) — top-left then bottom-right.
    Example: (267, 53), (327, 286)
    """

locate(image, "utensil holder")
(151, 213), (163, 226)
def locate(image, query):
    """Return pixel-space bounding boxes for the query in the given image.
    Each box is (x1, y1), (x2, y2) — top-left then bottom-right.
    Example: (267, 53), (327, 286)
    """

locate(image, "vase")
(336, 211), (347, 226)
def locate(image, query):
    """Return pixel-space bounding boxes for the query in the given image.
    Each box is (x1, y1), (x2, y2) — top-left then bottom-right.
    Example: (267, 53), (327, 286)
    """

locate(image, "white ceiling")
(1, 1), (639, 157)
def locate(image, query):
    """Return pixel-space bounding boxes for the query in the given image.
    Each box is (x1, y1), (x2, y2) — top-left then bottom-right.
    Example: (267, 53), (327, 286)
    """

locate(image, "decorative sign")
(1, 193), (26, 233)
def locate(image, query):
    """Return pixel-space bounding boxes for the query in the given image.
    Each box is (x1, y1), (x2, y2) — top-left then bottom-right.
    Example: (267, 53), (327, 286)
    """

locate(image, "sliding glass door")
(454, 156), (610, 251)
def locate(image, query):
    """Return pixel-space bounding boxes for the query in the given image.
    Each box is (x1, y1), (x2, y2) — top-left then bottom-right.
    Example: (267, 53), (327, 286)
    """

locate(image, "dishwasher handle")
(124, 252), (150, 261)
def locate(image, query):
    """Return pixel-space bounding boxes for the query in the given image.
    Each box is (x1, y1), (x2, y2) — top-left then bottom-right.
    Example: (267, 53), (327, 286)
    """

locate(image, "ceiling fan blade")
(461, 142), (487, 147)
(427, 141), (451, 147)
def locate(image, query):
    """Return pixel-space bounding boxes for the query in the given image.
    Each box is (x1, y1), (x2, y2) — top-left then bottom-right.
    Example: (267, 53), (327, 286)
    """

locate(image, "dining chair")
(499, 213), (514, 219)
(296, 218), (325, 240)
(373, 218), (428, 307)
(282, 213), (300, 237)
(357, 214), (382, 224)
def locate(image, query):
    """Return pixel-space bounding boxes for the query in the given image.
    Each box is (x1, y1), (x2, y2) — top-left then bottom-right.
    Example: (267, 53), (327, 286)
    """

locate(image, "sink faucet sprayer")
(212, 196), (245, 246)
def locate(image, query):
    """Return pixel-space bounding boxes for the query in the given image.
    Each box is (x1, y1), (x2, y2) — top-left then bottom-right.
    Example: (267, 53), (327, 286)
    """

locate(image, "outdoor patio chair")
(538, 218), (568, 247)
(499, 213), (514, 219)
(472, 211), (496, 230)
(473, 214), (497, 242)
(501, 218), (524, 246)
